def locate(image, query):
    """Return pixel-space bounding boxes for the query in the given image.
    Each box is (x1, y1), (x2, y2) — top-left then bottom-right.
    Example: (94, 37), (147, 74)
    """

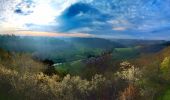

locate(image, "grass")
(55, 60), (85, 75)
(158, 86), (170, 100)
(113, 47), (140, 60)
(163, 91), (170, 100)
(161, 89), (170, 100)
(115, 47), (135, 52)
(0, 92), (14, 100)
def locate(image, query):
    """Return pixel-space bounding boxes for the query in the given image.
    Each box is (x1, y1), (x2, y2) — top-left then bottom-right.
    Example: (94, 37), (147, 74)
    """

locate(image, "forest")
(0, 35), (170, 100)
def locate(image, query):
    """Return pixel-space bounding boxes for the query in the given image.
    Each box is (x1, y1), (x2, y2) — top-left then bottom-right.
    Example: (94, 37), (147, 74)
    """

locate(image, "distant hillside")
(0, 35), (125, 62)
(0, 36), (125, 52)
(0, 35), (169, 63)
(110, 39), (166, 47)
(132, 46), (170, 67)
(69, 37), (125, 49)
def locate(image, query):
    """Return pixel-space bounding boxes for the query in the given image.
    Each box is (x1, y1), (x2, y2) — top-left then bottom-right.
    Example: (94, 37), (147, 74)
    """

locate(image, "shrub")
(119, 84), (141, 100)
(160, 57), (170, 81)
(115, 61), (141, 84)
(0, 64), (119, 100)
(10, 53), (46, 74)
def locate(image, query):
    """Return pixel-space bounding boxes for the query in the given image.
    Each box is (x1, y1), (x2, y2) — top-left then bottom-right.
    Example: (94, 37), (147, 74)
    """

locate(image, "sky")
(0, 0), (170, 40)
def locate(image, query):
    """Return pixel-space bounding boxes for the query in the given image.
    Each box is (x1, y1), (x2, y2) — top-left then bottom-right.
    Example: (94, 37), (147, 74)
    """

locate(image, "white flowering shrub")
(0, 65), (117, 100)
(115, 61), (141, 84)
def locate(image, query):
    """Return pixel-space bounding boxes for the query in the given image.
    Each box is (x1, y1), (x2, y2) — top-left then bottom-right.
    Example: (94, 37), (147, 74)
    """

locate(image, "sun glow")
(0, 30), (94, 38)
(1, 0), (79, 30)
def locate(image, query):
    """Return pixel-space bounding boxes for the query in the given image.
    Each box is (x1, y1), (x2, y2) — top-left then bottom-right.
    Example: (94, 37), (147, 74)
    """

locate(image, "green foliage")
(0, 35), (120, 63)
(113, 47), (140, 60)
(162, 89), (170, 100)
(161, 57), (170, 80)
(55, 60), (85, 76)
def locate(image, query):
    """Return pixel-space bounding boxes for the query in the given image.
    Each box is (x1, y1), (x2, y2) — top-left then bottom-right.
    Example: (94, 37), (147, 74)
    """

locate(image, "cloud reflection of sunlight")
(0, 30), (94, 38)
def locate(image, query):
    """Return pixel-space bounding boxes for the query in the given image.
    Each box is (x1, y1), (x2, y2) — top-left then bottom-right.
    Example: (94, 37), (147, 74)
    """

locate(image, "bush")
(10, 53), (46, 74)
(115, 61), (141, 84)
(0, 64), (120, 100)
(160, 57), (170, 81)
(119, 84), (141, 100)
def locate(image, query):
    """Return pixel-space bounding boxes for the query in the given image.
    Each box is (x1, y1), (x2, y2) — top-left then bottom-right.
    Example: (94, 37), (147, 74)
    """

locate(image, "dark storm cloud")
(56, 0), (170, 39)
(57, 2), (111, 33)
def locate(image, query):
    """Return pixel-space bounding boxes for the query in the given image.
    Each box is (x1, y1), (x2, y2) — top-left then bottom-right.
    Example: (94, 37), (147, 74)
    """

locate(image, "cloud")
(0, 30), (94, 37)
(112, 27), (127, 31)
(56, 0), (170, 37)
(58, 3), (100, 30)
(0, 0), (21, 19)
(14, 0), (35, 15)
(0, 0), (79, 30)
(1, 0), (170, 39)
(57, 2), (112, 33)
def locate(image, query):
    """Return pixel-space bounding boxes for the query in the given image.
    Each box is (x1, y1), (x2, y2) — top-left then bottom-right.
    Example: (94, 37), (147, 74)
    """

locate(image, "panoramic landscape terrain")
(1, 0), (170, 100)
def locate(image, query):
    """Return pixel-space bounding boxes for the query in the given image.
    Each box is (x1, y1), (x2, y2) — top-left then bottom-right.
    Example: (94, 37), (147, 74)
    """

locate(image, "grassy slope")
(113, 47), (140, 61)
(163, 90), (170, 100)
(55, 60), (85, 75)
